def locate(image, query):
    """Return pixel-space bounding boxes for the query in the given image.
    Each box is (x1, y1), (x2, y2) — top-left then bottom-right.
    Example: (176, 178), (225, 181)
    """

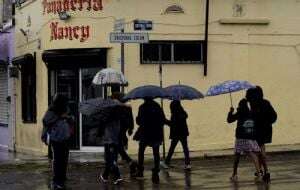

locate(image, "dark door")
(49, 69), (80, 149)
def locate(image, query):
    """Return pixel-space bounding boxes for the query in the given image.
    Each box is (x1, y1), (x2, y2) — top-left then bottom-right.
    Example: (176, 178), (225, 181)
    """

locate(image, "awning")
(0, 60), (7, 68)
(42, 48), (107, 69)
(12, 54), (34, 67)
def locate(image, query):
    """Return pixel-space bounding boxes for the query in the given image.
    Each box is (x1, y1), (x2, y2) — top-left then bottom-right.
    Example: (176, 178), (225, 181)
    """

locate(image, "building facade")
(14, 0), (300, 155)
(0, 0), (14, 150)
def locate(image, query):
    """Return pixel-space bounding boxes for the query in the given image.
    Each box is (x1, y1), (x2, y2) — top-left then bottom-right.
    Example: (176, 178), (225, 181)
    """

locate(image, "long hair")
(170, 100), (184, 114)
(49, 94), (69, 116)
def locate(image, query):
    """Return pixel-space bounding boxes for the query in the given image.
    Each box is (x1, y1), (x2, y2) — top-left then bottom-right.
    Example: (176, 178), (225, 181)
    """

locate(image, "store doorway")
(49, 67), (105, 151)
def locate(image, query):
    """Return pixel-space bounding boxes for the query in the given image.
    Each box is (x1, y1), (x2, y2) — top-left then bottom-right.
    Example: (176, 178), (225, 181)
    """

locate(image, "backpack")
(240, 118), (256, 140)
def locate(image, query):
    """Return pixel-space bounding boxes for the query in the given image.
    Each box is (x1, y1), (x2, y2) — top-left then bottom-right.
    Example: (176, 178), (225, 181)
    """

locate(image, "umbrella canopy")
(122, 85), (170, 101)
(164, 84), (204, 100)
(206, 80), (255, 106)
(92, 68), (128, 86)
(79, 97), (123, 115)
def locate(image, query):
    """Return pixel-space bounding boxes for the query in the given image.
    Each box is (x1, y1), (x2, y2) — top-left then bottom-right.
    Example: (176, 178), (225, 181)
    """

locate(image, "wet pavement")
(0, 151), (300, 190)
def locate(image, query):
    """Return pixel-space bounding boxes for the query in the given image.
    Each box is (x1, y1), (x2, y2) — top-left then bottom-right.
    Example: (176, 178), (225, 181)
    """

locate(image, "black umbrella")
(122, 85), (170, 101)
(164, 84), (204, 100)
(78, 98), (123, 116)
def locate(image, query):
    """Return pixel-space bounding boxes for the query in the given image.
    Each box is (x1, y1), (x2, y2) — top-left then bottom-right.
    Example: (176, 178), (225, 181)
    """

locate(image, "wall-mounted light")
(58, 11), (71, 20)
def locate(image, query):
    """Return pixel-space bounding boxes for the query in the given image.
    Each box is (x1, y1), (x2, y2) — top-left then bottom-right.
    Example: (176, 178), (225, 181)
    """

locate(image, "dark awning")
(12, 54), (34, 66)
(0, 59), (7, 67)
(42, 48), (107, 69)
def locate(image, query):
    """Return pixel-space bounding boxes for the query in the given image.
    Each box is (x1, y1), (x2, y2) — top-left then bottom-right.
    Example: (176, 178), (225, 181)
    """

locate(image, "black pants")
(138, 142), (160, 173)
(118, 140), (132, 163)
(103, 144), (121, 179)
(165, 137), (190, 165)
(51, 141), (69, 186)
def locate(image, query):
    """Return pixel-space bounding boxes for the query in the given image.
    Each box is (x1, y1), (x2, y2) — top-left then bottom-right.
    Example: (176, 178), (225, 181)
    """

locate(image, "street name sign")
(110, 32), (149, 43)
(114, 19), (125, 31)
(134, 20), (153, 31)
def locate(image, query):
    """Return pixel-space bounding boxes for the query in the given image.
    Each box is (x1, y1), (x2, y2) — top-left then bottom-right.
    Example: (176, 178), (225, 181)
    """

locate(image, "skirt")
(234, 139), (261, 154)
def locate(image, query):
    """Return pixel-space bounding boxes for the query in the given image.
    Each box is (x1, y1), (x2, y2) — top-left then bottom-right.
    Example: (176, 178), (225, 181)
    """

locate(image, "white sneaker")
(184, 164), (192, 170)
(160, 161), (169, 169)
(113, 178), (123, 185)
(99, 175), (108, 183)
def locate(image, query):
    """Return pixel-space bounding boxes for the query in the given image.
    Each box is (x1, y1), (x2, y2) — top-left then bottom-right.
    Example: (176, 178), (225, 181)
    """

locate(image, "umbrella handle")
(229, 91), (233, 107)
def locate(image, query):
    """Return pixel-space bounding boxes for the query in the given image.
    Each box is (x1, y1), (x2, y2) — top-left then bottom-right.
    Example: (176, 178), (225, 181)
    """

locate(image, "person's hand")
(229, 107), (234, 113)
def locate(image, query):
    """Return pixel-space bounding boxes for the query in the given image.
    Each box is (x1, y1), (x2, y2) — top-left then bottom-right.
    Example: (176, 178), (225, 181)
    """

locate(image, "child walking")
(227, 98), (262, 182)
(160, 100), (191, 170)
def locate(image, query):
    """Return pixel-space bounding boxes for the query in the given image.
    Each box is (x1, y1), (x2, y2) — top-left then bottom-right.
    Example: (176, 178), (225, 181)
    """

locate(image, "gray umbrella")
(122, 85), (170, 101)
(164, 84), (204, 100)
(78, 98), (123, 116)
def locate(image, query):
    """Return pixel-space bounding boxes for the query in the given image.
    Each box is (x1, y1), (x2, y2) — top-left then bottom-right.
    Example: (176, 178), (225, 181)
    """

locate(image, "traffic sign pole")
(121, 29), (125, 93)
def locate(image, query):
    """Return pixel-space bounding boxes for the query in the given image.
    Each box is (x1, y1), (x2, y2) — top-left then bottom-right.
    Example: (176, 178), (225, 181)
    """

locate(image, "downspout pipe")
(203, 0), (210, 76)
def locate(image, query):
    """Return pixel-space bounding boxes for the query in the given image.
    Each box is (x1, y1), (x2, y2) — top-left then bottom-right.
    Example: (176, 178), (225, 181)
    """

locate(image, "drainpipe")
(203, 0), (210, 76)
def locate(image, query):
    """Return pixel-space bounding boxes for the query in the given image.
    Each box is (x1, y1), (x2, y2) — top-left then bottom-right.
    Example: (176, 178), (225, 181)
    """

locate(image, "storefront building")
(14, 0), (300, 155)
(0, 0), (14, 150)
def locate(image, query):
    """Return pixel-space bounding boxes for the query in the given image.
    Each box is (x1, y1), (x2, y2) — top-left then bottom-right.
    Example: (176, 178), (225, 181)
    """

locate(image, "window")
(21, 55), (36, 123)
(141, 41), (203, 64)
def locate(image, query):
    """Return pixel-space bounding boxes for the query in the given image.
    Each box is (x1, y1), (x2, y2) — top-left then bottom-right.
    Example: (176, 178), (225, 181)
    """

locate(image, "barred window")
(141, 41), (203, 64)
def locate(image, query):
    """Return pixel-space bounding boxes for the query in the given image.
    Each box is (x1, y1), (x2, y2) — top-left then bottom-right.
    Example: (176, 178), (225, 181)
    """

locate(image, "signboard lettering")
(110, 32), (149, 43)
(50, 22), (90, 42)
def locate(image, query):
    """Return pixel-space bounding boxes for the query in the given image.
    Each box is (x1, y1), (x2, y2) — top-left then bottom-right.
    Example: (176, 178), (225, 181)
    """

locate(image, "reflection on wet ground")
(0, 152), (300, 190)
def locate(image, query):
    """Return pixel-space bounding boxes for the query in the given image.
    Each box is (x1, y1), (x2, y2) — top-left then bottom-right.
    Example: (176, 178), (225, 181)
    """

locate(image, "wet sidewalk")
(0, 151), (300, 190)
(0, 145), (300, 190)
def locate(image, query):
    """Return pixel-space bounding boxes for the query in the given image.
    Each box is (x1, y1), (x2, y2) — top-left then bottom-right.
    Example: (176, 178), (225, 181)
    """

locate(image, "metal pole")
(121, 29), (125, 93)
(158, 45), (166, 159)
(203, 0), (210, 76)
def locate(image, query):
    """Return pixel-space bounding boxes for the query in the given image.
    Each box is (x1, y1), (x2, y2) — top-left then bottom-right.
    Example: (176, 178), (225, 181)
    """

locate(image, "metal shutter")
(0, 67), (8, 127)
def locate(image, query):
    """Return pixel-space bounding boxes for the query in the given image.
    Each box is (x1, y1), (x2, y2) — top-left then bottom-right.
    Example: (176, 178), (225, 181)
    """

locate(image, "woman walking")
(227, 98), (262, 182)
(42, 94), (73, 190)
(160, 100), (191, 170)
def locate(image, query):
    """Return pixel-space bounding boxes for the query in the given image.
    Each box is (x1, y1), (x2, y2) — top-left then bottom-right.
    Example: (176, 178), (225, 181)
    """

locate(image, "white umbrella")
(92, 68), (128, 86)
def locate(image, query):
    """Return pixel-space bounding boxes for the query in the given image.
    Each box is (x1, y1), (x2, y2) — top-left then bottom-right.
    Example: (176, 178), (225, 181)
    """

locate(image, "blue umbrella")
(164, 84), (204, 100)
(123, 85), (170, 101)
(206, 80), (255, 106)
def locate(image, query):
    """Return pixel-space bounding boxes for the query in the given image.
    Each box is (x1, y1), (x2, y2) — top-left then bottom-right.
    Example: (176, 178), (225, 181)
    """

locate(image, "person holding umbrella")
(99, 93), (124, 185)
(133, 97), (166, 184)
(113, 92), (138, 177)
(246, 86), (277, 182)
(227, 98), (262, 182)
(160, 100), (191, 170)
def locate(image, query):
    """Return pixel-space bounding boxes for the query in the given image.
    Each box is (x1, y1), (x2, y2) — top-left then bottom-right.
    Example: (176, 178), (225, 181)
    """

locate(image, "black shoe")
(129, 161), (138, 177)
(152, 172), (159, 184)
(133, 170), (144, 179)
(263, 173), (271, 183)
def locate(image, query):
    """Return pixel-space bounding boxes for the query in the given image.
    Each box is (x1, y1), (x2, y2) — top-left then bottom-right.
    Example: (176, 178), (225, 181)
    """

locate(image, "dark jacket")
(167, 108), (189, 139)
(42, 110), (71, 143)
(251, 99), (277, 144)
(227, 99), (256, 140)
(119, 105), (134, 146)
(135, 100), (166, 145)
